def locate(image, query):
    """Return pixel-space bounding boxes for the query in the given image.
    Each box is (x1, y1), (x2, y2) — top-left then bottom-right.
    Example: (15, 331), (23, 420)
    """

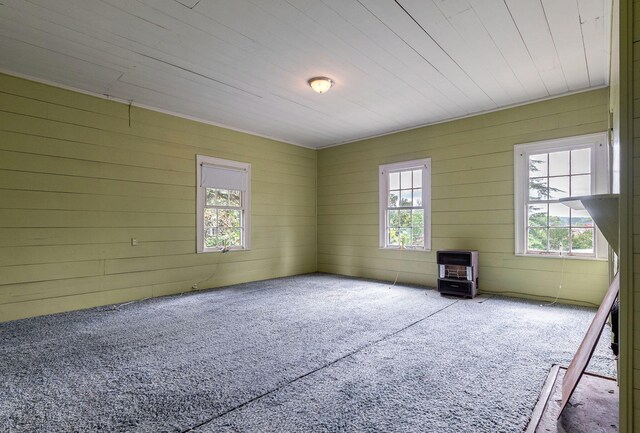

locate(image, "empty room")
(0, 0), (638, 432)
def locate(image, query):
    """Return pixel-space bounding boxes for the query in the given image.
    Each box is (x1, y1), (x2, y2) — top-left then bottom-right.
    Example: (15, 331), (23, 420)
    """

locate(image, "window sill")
(198, 247), (249, 254)
(514, 253), (606, 261)
(379, 247), (432, 252)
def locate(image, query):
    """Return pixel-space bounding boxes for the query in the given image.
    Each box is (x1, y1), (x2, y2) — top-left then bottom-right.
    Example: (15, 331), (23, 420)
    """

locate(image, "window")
(514, 133), (608, 258)
(196, 155), (251, 253)
(379, 158), (431, 250)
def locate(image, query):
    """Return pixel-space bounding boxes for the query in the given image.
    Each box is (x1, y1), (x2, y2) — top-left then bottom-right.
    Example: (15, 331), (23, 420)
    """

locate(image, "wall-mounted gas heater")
(437, 250), (478, 298)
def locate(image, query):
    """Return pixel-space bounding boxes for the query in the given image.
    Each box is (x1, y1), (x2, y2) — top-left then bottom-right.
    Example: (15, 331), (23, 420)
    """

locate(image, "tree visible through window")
(387, 169), (424, 248)
(514, 133), (608, 258)
(526, 149), (594, 254)
(379, 158), (431, 250)
(196, 155), (251, 253)
(204, 188), (243, 248)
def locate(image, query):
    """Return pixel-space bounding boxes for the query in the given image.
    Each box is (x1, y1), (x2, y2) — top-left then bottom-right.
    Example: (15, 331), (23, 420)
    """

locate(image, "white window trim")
(196, 155), (251, 253)
(379, 158), (432, 251)
(514, 132), (609, 259)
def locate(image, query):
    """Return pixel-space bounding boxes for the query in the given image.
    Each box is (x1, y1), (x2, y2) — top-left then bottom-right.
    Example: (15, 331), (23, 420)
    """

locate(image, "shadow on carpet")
(0, 273), (615, 433)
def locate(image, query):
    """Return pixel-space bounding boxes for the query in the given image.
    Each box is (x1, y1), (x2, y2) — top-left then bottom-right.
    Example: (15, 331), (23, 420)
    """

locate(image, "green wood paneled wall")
(0, 73), (317, 322)
(317, 88), (611, 307)
(0, 72), (612, 322)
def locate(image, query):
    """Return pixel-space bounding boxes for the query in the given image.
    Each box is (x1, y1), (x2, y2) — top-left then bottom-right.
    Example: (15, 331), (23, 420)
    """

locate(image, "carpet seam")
(180, 299), (459, 433)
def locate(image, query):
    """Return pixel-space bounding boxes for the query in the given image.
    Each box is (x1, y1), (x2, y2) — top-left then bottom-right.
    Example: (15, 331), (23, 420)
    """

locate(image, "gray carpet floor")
(0, 273), (615, 433)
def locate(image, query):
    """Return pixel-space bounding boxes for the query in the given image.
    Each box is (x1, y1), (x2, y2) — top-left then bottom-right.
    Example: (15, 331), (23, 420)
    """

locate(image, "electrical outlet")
(131, 238), (138, 246)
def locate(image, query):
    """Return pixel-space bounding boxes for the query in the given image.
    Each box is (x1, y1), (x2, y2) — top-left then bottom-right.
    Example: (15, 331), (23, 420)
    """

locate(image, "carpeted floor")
(0, 273), (615, 433)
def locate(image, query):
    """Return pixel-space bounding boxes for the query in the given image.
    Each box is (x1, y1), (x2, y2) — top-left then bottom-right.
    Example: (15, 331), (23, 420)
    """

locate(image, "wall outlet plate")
(131, 238), (138, 246)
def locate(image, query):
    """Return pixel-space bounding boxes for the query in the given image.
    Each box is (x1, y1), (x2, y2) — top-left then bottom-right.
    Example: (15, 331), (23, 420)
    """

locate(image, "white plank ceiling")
(0, 0), (612, 148)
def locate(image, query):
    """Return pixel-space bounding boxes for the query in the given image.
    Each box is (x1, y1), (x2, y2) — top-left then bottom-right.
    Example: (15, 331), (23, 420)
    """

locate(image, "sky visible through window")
(387, 169), (424, 248)
(527, 148), (594, 254)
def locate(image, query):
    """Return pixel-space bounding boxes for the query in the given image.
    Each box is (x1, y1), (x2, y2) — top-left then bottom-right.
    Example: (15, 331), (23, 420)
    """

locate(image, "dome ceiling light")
(308, 76), (334, 94)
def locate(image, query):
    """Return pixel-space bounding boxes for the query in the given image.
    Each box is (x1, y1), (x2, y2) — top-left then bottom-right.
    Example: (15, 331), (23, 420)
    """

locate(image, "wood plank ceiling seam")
(0, 0), (610, 147)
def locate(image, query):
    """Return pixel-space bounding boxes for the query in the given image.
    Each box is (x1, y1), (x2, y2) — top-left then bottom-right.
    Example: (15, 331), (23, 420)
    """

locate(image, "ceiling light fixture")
(308, 76), (334, 94)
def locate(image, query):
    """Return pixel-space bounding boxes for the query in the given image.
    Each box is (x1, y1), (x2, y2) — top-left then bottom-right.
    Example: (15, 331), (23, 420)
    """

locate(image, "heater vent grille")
(437, 250), (478, 298)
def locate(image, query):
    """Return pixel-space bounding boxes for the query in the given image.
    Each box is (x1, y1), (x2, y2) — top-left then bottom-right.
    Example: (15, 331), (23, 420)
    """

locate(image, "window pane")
(205, 188), (230, 206)
(571, 148), (591, 174)
(389, 172), (400, 190)
(549, 151), (570, 176)
(400, 190), (412, 206)
(571, 228), (594, 253)
(413, 189), (422, 206)
(400, 170), (412, 189)
(549, 228), (570, 252)
(204, 208), (217, 227)
(229, 190), (241, 207)
(218, 209), (241, 228)
(388, 228), (399, 245)
(399, 210), (411, 227)
(411, 227), (424, 246)
(571, 175), (591, 197)
(214, 230), (227, 247)
(528, 228), (547, 251)
(548, 203), (569, 227)
(413, 169), (422, 188)
(388, 210), (398, 227)
(388, 210), (399, 227)
(529, 178), (548, 200)
(528, 204), (547, 227)
(205, 227), (240, 248)
(231, 210), (242, 227)
(399, 228), (411, 246)
(204, 230), (221, 248)
(389, 191), (399, 207)
(213, 189), (229, 206)
(571, 209), (593, 227)
(214, 228), (241, 247)
(412, 209), (424, 228)
(529, 154), (548, 177)
(205, 188), (216, 206)
(548, 176), (569, 200)
(227, 228), (242, 247)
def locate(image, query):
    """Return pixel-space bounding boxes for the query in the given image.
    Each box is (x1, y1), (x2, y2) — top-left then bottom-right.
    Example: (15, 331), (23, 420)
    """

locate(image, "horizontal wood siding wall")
(630, 0), (640, 428)
(0, 73), (317, 322)
(317, 89), (610, 306)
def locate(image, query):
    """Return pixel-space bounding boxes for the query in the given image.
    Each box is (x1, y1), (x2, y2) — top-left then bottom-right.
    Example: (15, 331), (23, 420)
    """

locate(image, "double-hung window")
(514, 133), (608, 258)
(196, 155), (251, 253)
(379, 158), (431, 250)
